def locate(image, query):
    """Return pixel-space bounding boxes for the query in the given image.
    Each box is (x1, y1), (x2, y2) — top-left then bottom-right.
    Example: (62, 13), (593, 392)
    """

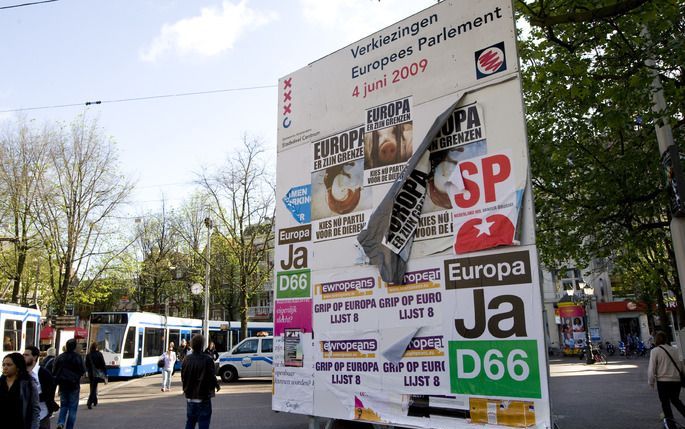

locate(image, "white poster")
(274, 1), (550, 427)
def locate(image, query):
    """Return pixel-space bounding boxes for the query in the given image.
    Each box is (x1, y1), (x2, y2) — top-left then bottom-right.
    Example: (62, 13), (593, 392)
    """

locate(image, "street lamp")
(203, 217), (213, 349)
(567, 282), (595, 364)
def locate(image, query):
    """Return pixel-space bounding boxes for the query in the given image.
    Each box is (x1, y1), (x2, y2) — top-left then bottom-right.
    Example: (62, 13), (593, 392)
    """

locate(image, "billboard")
(274, 1), (551, 427)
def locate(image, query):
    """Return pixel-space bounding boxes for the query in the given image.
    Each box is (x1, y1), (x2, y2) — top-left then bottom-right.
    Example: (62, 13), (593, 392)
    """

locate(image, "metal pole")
(643, 27), (685, 355)
(584, 303), (594, 364)
(203, 217), (212, 349)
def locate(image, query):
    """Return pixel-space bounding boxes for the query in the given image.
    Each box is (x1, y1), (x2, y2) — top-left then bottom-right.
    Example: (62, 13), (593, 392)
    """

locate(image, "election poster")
(274, 0), (551, 428)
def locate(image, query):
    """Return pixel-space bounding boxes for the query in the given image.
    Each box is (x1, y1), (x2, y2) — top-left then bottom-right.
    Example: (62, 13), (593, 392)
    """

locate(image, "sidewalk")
(549, 355), (665, 429)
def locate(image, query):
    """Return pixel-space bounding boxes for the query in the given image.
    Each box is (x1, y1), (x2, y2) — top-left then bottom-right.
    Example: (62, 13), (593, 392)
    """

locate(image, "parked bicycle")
(580, 343), (608, 364)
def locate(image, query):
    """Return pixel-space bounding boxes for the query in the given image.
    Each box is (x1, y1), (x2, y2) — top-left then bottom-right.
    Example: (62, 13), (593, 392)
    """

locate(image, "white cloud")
(300, 0), (435, 44)
(140, 1), (278, 62)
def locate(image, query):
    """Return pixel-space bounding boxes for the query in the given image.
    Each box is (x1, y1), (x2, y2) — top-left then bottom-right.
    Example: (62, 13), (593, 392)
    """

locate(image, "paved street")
(70, 376), (308, 429)
(45, 356), (675, 429)
(549, 355), (666, 429)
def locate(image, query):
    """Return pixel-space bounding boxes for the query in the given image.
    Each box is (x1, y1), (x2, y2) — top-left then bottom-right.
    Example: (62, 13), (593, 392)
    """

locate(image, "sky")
(0, 0), (437, 221)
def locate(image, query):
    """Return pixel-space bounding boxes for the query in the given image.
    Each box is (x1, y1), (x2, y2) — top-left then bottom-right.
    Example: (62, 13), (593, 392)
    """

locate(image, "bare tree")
(199, 135), (274, 338)
(35, 116), (133, 315)
(0, 119), (50, 303)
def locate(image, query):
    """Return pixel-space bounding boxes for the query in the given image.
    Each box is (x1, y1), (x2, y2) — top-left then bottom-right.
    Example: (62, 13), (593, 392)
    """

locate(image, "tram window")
(168, 330), (180, 350)
(123, 327), (136, 359)
(144, 328), (164, 357)
(25, 321), (37, 348)
(210, 331), (228, 353)
(191, 329), (201, 339)
(3, 320), (22, 351)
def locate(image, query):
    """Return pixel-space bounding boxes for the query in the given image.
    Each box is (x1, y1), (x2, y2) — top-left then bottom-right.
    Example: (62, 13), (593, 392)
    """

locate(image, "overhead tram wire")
(0, 0), (59, 10)
(0, 84), (277, 113)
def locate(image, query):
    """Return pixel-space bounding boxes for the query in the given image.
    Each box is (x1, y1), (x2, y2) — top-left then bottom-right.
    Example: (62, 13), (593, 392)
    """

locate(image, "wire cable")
(0, 84), (277, 113)
(0, 0), (58, 10)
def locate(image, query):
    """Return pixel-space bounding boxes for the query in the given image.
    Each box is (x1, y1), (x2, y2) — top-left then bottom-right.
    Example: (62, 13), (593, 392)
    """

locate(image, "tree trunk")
(240, 289), (249, 340)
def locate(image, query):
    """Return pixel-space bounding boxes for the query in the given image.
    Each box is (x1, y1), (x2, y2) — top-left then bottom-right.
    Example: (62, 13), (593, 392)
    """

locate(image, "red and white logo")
(449, 152), (519, 254)
(475, 42), (507, 79)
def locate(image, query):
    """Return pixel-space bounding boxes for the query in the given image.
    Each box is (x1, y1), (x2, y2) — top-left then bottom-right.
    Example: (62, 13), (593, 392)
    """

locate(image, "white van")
(215, 336), (273, 382)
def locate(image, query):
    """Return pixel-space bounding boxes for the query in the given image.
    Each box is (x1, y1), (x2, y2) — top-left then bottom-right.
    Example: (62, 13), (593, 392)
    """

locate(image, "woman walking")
(648, 331), (685, 429)
(85, 342), (106, 409)
(160, 342), (177, 392)
(0, 352), (40, 429)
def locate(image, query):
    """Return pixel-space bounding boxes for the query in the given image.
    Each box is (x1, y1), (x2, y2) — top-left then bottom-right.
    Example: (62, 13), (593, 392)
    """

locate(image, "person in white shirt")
(160, 343), (177, 392)
(648, 331), (685, 429)
(24, 346), (57, 429)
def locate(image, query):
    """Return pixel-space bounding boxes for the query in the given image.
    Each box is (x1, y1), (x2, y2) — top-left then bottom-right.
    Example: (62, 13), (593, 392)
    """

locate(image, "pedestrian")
(85, 342), (106, 409)
(24, 346), (59, 429)
(204, 341), (219, 361)
(179, 338), (189, 360)
(182, 334), (220, 429)
(52, 338), (85, 429)
(42, 348), (56, 374)
(648, 331), (685, 429)
(160, 342), (177, 392)
(0, 352), (40, 429)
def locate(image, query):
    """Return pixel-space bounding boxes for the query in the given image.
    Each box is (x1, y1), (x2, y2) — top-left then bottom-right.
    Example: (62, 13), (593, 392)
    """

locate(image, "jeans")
(58, 388), (80, 429)
(185, 400), (212, 429)
(87, 378), (99, 406)
(162, 369), (172, 390)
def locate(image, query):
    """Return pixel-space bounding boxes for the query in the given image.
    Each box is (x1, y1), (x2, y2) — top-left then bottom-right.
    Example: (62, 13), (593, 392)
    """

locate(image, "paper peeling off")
(381, 327), (419, 363)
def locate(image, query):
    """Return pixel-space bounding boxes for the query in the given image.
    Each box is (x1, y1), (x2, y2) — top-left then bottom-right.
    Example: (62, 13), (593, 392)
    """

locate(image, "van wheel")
(220, 366), (238, 383)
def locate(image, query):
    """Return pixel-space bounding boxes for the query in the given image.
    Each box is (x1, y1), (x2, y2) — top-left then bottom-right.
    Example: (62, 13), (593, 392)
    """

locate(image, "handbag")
(94, 368), (107, 382)
(659, 345), (685, 387)
(157, 358), (165, 368)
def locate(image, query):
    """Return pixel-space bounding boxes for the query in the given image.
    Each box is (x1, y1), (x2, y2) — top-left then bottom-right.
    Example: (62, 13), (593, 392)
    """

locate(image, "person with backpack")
(52, 339), (85, 429)
(41, 348), (56, 374)
(24, 346), (59, 429)
(182, 334), (220, 429)
(85, 342), (106, 409)
(648, 331), (685, 429)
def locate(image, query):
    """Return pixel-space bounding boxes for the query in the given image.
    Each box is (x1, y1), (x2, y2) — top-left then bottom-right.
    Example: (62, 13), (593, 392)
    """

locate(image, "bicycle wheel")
(598, 353), (608, 365)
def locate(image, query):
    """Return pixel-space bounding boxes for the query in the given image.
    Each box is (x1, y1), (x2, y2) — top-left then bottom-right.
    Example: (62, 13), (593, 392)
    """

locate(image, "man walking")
(24, 345), (59, 429)
(182, 334), (220, 429)
(52, 338), (85, 429)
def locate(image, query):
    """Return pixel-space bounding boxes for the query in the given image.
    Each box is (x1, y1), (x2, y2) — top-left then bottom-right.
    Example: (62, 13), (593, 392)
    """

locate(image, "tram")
(0, 303), (41, 355)
(88, 311), (272, 378)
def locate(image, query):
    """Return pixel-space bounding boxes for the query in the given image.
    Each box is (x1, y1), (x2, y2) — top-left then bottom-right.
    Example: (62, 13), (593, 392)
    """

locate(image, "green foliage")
(517, 1), (684, 303)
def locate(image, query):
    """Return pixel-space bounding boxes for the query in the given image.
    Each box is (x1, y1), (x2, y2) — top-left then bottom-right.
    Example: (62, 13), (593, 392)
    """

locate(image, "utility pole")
(203, 217), (213, 349)
(644, 28), (685, 354)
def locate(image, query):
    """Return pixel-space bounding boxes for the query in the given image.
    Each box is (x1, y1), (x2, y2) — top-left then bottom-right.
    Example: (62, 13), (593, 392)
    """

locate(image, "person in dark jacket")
(52, 339), (85, 429)
(0, 352), (40, 429)
(203, 341), (219, 361)
(24, 346), (59, 429)
(182, 335), (220, 429)
(85, 342), (106, 409)
(41, 348), (56, 374)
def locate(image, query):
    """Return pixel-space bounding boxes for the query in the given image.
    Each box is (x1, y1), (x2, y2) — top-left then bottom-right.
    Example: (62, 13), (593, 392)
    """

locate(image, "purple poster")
(275, 299), (313, 336)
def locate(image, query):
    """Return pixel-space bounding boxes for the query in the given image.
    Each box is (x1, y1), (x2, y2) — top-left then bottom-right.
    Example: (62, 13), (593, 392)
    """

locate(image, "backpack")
(55, 355), (83, 390)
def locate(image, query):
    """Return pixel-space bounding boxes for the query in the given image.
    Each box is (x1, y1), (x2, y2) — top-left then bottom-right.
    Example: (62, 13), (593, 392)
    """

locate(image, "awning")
(40, 326), (88, 340)
(597, 300), (646, 313)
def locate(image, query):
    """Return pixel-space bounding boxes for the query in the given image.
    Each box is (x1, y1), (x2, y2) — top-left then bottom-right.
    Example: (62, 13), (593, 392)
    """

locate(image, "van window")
(234, 339), (258, 354)
(261, 338), (273, 353)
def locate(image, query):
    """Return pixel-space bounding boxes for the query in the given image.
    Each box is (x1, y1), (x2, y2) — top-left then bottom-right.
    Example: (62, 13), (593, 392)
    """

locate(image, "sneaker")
(161, 388), (165, 392)
(57, 425), (64, 429)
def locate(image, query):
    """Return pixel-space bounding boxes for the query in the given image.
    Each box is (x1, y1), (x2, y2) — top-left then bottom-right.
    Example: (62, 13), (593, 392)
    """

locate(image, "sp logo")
(475, 42), (506, 79)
